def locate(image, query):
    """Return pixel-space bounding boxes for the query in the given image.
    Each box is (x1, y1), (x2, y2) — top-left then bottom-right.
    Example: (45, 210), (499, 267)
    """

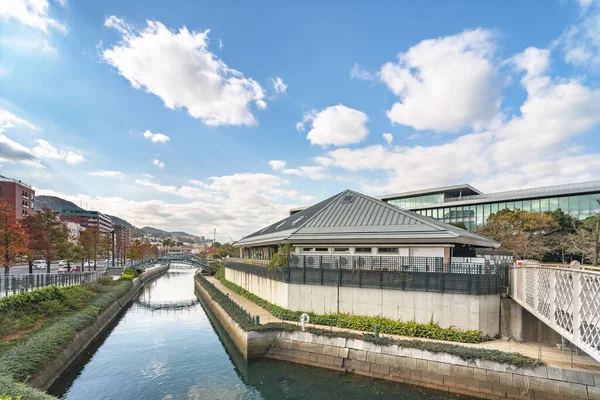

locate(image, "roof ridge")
(299, 190), (350, 229)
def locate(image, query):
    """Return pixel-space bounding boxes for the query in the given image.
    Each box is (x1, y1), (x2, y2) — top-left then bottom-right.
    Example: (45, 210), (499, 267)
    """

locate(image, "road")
(7, 260), (112, 275)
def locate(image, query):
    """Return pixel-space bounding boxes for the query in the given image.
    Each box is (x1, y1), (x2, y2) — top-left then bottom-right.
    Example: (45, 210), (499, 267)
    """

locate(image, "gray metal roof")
(236, 189), (499, 248)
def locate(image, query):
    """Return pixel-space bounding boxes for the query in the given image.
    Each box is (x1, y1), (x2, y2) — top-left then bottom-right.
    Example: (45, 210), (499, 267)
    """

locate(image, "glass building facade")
(380, 181), (600, 232)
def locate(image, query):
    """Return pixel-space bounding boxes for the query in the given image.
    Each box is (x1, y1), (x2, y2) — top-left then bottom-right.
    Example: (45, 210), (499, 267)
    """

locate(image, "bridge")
(510, 265), (600, 363)
(130, 255), (213, 273)
(136, 298), (200, 311)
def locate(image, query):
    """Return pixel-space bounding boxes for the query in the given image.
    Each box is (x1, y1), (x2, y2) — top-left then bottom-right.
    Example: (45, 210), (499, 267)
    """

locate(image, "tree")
(543, 209), (576, 262)
(78, 226), (100, 270)
(268, 242), (295, 270)
(478, 209), (559, 260)
(449, 222), (467, 230)
(35, 209), (69, 273)
(219, 243), (236, 258)
(21, 215), (50, 273)
(212, 241), (222, 249)
(126, 239), (144, 261)
(0, 203), (29, 274)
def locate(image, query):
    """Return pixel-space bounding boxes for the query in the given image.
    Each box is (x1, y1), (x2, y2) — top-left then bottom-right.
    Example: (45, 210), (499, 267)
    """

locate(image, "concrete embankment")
(198, 275), (600, 400)
(29, 265), (169, 391)
(194, 279), (277, 359)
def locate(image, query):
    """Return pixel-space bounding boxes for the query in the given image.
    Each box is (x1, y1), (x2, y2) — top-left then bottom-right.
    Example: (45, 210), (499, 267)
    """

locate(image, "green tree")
(36, 209), (69, 273)
(478, 209), (559, 260)
(268, 242), (295, 270)
(219, 243), (236, 258)
(449, 222), (467, 230)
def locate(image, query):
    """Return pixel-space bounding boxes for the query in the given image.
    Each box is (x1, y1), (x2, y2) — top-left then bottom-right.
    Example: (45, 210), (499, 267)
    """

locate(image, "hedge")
(0, 281), (132, 383)
(214, 270), (484, 343)
(0, 373), (55, 400)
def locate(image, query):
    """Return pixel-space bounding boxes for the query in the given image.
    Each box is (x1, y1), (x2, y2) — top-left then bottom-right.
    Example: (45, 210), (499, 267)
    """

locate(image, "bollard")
(374, 324), (380, 338)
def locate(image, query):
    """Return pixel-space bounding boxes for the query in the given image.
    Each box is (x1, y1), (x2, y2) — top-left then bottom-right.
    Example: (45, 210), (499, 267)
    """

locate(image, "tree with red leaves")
(21, 215), (51, 273)
(0, 202), (29, 274)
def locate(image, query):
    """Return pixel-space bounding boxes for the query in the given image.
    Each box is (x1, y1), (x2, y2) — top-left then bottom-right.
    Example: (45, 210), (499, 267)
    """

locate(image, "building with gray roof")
(236, 189), (500, 263)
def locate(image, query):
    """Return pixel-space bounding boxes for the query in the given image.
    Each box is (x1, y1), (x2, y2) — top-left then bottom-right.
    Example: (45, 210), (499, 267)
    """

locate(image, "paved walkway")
(205, 276), (600, 370)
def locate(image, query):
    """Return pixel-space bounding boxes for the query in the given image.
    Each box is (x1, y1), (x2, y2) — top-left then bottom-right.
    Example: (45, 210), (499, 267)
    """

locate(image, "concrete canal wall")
(225, 266), (500, 336)
(29, 265), (169, 391)
(194, 279), (277, 359)
(266, 331), (600, 400)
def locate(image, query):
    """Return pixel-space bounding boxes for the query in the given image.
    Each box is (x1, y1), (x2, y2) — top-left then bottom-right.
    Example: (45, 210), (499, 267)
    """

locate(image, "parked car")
(58, 260), (67, 267)
(83, 261), (96, 268)
(32, 260), (46, 269)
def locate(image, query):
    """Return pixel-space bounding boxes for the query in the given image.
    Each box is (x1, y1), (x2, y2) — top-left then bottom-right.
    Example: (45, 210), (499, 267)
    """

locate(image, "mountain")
(36, 195), (202, 243)
(35, 195), (84, 212)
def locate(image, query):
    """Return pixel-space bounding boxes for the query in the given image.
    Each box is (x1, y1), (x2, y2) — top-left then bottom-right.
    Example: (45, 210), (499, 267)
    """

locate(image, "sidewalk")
(205, 276), (600, 370)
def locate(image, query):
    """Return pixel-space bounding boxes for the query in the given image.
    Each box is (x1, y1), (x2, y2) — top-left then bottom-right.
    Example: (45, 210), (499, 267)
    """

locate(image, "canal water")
(50, 268), (471, 400)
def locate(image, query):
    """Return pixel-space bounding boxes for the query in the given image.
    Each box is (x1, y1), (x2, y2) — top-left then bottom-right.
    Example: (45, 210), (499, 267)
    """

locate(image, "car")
(58, 260), (67, 267)
(32, 260), (46, 269)
(83, 261), (96, 268)
(58, 264), (81, 273)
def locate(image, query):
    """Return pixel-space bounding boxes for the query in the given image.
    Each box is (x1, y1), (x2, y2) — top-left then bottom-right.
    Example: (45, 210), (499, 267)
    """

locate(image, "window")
(334, 247), (349, 253)
(521, 200), (531, 212)
(314, 247), (328, 252)
(355, 247), (372, 253)
(558, 196), (569, 211)
(377, 247), (398, 253)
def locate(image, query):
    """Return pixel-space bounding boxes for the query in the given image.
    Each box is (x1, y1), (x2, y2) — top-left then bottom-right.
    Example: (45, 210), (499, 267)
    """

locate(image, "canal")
(50, 268), (472, 400)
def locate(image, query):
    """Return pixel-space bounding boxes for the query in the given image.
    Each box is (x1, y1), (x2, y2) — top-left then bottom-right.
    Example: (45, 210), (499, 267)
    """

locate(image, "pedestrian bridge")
(510, 266), (600, 362)
(131, 255), (212, 273)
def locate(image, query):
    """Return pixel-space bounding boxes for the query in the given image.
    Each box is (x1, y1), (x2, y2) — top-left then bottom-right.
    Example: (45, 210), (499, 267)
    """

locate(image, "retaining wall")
(29, 264), (169, 391)
(267, 331), (600, 400)
(194, 279), (278, 359)
(225, 267), (500, 336)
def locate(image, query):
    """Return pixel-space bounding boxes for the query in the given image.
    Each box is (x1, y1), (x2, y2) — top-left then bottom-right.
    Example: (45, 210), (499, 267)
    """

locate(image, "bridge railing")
(510, 266), (600, 362)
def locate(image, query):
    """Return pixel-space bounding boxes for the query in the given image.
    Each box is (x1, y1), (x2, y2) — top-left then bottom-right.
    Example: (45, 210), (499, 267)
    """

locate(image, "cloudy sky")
(1, 0), (600, 241)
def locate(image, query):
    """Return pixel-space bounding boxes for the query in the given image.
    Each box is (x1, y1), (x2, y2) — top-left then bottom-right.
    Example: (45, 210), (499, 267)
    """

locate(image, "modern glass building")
(377, 181), (600, 232)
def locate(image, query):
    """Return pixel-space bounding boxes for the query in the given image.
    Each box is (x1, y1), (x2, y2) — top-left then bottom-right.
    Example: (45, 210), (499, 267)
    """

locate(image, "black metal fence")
(0, 272), (104, 298)
(225, 255), (509, 295)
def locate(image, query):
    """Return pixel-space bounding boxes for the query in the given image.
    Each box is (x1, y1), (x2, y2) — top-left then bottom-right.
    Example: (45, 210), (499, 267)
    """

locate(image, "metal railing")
(510, 266), (600, 363)
(0, 272), (104, 298)
(225, 255), (509, 295)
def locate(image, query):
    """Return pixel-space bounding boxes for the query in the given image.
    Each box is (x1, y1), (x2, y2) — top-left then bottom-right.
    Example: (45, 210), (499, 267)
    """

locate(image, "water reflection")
(51, 268), (473, 400)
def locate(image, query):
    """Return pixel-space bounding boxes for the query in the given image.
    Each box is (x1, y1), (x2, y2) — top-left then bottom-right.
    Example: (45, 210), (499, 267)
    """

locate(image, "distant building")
(59, 209), (113, 233)
(113, 224), (130, 264)
(0, 175), (35, 219)
(290, 181), (600, 232)
(65, 221), (85, 243)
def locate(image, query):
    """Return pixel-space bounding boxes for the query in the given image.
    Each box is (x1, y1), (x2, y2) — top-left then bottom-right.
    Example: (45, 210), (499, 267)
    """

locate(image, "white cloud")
(31, 139), (85, 165)
(141, 173), (154, 178)
(0, 109), (37, 133)
(350, 63), (375, 80)
(382, 132), (393, 146)
(0, 0), (66, 34)
(143, 130), (170, 143)
(88, 170), (124, 178)
(152, 159), (165, 169)
(297, 104), (369, 147)
(380, 28), (500, 132)
(556, 2), (600, 69)
(282, 165), (328, 180)
(0, 134), (43, 168)
(39, 171), (311, 240)
(272, 77), (287, 95)
(102, 17), (267, 126)
(318, 46), (600, 194)
(268, 160), (286, 171)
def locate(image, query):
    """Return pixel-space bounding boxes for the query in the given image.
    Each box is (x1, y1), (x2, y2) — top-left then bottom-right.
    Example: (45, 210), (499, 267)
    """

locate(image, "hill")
(35, 195), (84, 212)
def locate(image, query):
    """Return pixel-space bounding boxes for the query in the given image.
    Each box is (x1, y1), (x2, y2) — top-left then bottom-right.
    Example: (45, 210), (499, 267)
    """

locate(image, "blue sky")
(1, 0), (600, 240)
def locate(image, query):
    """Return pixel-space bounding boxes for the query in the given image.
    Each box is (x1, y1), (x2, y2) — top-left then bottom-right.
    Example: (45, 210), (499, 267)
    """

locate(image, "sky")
(1, 0), (600, 241)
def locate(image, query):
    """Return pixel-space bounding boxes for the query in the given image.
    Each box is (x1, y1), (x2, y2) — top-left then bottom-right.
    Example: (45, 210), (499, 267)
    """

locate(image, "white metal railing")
(510, 266), (600, 362)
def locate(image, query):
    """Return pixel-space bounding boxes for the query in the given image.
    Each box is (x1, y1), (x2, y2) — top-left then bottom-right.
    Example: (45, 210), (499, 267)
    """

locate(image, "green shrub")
(215, 274), (484, 343)
(97, 276), (116, 286)
(0, 374), (56, 400)
(0, 287), (65, 314)
(118, 273), (136, 281)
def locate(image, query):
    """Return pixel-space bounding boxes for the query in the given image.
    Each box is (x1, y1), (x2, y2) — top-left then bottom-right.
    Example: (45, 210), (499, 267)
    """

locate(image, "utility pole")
(214, 228), (216, 243)
(111, 229), (115, 267)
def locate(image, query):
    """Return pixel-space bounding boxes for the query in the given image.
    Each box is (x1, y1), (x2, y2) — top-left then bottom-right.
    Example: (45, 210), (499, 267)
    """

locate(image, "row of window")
(387, 193), (445, 209)
(299, 247), (399, 254)
(408, 193), (600, 230)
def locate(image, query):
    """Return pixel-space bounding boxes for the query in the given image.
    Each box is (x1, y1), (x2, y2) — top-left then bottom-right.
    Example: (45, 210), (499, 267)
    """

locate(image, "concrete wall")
(225, 266), (500, 336)
(501, 297), (562, 345)
(268, 331), (600, 400)
(30, 264), (169, 391)
(194, 278), (277, 359)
